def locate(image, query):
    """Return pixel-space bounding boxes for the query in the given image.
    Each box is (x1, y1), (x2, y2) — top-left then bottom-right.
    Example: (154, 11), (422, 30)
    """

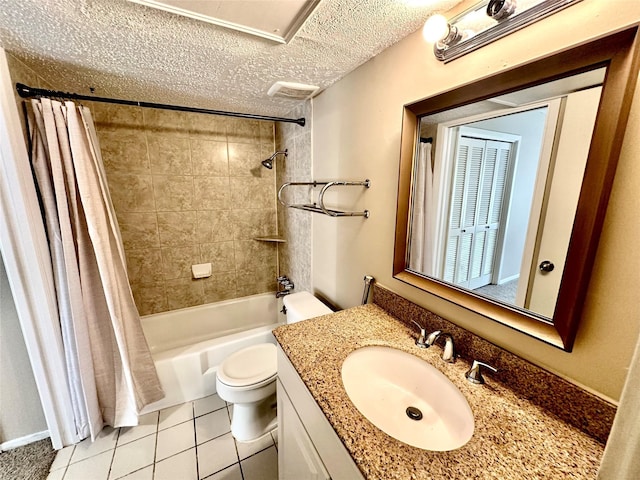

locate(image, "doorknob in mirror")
(539, 261), (555, 273)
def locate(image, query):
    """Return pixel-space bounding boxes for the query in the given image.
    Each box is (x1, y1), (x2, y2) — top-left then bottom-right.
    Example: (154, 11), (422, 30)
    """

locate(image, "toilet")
(215, 291), (332, 442)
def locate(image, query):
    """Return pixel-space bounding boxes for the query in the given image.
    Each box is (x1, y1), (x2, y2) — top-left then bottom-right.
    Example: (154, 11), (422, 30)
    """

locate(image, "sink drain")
(406, 406), (423, 421)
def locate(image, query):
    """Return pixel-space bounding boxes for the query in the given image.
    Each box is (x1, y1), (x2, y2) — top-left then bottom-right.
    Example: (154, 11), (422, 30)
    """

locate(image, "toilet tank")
(283, 292), (332, 324)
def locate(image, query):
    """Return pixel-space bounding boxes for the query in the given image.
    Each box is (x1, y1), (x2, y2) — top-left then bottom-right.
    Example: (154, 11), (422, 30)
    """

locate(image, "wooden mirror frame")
(394, 28), (640, 351)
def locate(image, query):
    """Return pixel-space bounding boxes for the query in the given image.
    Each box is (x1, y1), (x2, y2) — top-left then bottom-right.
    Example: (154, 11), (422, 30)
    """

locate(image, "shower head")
(261, 149), (288, 169)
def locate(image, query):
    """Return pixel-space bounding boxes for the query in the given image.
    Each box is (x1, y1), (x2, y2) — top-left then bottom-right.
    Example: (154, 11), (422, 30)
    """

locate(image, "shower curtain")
(409, 141), (435, 276)
(28, 98), (164, 441)
(598, 328), (640, 479)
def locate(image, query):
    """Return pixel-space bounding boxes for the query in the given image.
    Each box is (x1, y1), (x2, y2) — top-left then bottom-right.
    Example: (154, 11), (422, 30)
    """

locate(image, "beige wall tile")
(236, 267), (277, 297)
(202, 272), (238, 303)
(200, 241), (235, 273)
(143, 109), (190, 137)
(196, 210), (234, 243)
(107, 173), (156, 212)
(188, 114), (227, 142)
(230, 177), (274, 209)
(161, 245), (201, 280)
(190, 139), (228, 176)
(234, 240), (277, 271)
(92, 104), (144, 131)
(231, 209), (277, 240)
(96, 105), (278, 314)
(157, 211), (196, 247)
(227, 118), (261, 144)
(228, 143), (265, 177)
(148, 134), (192, 175)
(193, 177), (229, 210)
(132, 284), (168, 316)
(99, 130), (149, 173)
(165, 278), (205, 310)
(117, 212), (160, 250)
(153, 175), (194, 211)
(126, 248), (165, 286)
(259, 122), (274, 145)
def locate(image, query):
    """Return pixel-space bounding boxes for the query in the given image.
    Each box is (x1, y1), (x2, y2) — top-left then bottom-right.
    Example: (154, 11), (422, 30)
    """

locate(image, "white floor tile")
(70, 427), (119, 464)
(240, 446), (278, 480)
(46, 468), (66, 480)
(158, 403), (194, 430)
(194, 394), (226, 417)
(196, 432), (238, 479)
(50, 445), (74, 471)
(108, 433), (156, 479)
(205, 463), (243, 480)
(154, 448), (197, 480)
(64, 449), (114, 480)
(118, 412), (158, 446)
(235, 432), (274, 460)
(156, 420), (195, 461)
(195, 409), (230, 445)
(119, 465), (153, 480)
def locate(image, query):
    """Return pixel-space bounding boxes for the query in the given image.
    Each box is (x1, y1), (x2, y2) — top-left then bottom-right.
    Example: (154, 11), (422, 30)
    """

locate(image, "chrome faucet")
(276, 275), (294, 298)
(425, 331), (456, 363)
(465, 360), (498, 384)
(410, 320), (428, 348)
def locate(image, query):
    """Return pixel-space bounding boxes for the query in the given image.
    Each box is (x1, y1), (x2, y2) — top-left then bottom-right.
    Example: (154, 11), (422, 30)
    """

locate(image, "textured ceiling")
(0, 0), (462, 117)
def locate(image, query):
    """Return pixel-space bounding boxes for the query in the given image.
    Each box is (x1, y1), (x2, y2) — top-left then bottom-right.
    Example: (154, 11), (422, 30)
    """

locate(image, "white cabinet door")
(278, 379), (331, 480)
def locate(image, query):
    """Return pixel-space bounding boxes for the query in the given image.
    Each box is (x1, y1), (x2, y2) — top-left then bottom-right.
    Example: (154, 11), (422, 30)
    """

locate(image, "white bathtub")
(140, 293), (284, 413)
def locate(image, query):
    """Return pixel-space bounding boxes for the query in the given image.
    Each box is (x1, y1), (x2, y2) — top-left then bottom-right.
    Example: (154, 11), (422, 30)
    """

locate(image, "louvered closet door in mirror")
(443, 131), (516, 290)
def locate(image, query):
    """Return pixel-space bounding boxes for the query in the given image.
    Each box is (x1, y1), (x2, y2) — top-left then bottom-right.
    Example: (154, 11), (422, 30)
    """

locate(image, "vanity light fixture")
(422, 14), (451, 43)
(426, 0), (583, 63)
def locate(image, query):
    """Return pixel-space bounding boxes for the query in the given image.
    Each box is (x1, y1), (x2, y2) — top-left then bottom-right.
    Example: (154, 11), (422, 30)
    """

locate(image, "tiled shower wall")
(91, 103), (279, 315)
(276, 101), (313, 293)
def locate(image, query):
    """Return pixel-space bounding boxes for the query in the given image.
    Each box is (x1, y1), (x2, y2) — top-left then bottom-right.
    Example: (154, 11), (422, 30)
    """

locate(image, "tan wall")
(91, 103), (278, 315)
(312, 0), (640, 401)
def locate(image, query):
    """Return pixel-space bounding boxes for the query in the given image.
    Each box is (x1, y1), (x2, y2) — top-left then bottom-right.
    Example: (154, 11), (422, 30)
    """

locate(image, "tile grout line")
(106, 427), (122, 480)
(151, 410), (160, 480)
(192, 401), (200, 480)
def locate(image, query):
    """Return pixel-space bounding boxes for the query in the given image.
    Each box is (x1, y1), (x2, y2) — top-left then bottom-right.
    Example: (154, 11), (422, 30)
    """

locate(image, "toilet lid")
(217, 343), (277, 387)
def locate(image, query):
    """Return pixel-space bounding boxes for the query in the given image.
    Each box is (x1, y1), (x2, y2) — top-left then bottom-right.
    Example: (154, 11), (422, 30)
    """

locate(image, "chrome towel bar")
(277, 179), (370, 218)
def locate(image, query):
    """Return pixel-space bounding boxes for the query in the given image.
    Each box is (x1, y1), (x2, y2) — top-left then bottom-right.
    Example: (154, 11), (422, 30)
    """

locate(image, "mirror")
(394, 28), (640, 351)
(409, 68), (605, 319)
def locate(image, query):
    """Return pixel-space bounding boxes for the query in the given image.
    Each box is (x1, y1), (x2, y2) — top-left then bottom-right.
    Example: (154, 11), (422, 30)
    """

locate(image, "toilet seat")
(217, 343), (277, 389)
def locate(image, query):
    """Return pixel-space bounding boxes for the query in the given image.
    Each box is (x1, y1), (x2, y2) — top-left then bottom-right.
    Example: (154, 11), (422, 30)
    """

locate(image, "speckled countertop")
(273, 304), (603, 480)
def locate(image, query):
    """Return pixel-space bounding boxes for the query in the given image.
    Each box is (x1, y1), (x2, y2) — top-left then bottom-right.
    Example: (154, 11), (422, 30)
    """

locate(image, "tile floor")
(46, 394), (278, 480)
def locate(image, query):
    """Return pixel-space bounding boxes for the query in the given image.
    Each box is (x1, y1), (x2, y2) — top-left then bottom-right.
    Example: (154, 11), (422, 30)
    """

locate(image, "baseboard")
(498, 274), (519, 285)
(0, 430), (50, 452)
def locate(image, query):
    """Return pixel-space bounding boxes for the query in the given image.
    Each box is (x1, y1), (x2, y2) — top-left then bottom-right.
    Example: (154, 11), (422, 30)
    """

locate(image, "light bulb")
(422, 14), (449, 43)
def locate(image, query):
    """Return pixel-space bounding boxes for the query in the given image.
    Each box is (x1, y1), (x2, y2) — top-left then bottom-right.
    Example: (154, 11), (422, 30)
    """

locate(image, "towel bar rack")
(277, 179), (370, 218)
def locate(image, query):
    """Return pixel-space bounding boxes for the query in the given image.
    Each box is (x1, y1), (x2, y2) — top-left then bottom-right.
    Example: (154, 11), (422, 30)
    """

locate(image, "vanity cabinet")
(277, 345), (364, 480)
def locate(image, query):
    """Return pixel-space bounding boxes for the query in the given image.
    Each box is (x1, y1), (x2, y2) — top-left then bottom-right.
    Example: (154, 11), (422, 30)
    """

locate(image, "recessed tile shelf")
(254, 236), (287, 243)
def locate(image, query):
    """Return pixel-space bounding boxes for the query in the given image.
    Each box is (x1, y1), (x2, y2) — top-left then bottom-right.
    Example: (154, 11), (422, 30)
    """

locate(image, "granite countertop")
(273, 304), (604, 480)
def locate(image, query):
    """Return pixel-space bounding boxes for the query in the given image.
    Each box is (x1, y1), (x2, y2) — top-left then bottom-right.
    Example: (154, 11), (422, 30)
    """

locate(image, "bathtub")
(140, 292), (284, 413)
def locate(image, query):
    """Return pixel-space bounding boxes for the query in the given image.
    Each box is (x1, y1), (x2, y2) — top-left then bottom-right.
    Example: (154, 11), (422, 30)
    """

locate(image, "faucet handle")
(465, 360), (498, 384)
(410, 320), (428, 349)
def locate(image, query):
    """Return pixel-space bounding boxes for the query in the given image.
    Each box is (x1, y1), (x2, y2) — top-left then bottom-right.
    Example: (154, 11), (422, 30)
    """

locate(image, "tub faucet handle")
(465, 360), (498, 384)
(410, 320), (428, 348)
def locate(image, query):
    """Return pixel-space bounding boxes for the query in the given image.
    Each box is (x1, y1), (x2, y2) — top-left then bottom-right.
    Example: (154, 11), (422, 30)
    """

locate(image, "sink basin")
(341, 345), (474, 451)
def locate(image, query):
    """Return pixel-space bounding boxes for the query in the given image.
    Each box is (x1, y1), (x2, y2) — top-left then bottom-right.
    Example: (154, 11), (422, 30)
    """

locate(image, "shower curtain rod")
(16, 83), (306, 127)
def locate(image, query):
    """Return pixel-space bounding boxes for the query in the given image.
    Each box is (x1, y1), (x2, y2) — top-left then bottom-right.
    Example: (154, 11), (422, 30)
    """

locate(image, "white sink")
(341, 345), (474, 451)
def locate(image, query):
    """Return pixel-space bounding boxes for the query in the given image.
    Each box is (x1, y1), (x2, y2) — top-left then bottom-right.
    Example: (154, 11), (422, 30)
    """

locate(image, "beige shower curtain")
(598, 329), (640, 479)
(409, 141), (435, 276)
(29, 98), (163, 441)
